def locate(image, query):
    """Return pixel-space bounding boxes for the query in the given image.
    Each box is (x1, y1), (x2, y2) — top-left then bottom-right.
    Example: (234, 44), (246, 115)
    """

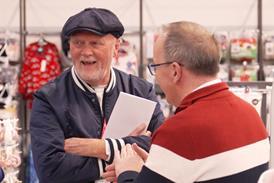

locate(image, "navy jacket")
(0, 168), (4, 182)
(30, 68), (164, 183)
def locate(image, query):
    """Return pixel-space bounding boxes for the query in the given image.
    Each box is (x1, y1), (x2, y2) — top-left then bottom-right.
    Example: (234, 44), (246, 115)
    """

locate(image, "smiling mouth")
(81, 60), (97, 65)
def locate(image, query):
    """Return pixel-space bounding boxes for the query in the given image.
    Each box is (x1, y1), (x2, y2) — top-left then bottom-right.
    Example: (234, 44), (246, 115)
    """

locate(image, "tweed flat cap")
(61, 7), (124, 55)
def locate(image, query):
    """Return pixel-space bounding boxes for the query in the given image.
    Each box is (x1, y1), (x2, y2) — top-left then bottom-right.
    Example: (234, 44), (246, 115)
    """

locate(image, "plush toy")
(230, 37), (257, 62)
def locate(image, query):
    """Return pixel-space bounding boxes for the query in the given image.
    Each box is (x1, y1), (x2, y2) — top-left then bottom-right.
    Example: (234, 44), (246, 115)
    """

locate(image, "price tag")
(40, 60), (47, 72)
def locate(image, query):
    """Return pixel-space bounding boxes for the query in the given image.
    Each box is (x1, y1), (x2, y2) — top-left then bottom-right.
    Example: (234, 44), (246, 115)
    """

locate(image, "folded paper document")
(103, 92), (156, 138)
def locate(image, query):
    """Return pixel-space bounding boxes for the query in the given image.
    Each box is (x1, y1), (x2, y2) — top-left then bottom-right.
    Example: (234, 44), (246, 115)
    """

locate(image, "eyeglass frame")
(147, 62), (182, 75)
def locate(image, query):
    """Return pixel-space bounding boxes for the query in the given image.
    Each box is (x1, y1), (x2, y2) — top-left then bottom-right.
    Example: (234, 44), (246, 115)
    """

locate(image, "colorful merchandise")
(230, 37), (257, 62)
(231, 61), (258, 81)
(112, 39), (138, 75)
(18, 39), (61, 100)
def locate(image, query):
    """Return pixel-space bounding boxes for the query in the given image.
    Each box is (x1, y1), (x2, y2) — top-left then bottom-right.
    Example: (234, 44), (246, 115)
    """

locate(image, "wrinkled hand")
(132, 143), (148, 161)
(102, 163), (117, 182)
(64, 138), (107, 159)
(128, 123), (151, 137)
(114, 144), (144, 177)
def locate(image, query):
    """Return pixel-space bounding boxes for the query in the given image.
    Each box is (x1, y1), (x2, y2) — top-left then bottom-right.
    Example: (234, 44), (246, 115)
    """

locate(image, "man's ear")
(171, 62), (182, 83)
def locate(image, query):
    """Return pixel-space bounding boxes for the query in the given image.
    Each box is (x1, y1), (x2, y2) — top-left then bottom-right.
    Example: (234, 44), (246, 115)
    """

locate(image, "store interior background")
(0, 0), (274, 182)
(2, 0), (274, 80)
(2, 0), (274, 30)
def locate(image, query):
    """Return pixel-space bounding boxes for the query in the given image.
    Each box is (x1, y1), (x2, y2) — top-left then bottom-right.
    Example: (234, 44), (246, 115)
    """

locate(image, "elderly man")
(111, 21), (270, 183)
(30, 8), (164, 183)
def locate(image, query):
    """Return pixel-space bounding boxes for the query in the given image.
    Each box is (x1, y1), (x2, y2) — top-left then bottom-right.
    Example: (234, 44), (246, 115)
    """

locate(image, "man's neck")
(175, 75), (218, 106)
(86, 72), (111, 88)
(72, 66), (115, 93)
(87, 79), (109, 88)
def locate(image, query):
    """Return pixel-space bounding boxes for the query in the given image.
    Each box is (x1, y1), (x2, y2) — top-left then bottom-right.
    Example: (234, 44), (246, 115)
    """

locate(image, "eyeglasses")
(147, 62), (176, 75)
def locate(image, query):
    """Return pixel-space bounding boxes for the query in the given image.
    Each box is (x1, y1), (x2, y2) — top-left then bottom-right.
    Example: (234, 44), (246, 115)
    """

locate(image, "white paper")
(103, 92), (156, 138)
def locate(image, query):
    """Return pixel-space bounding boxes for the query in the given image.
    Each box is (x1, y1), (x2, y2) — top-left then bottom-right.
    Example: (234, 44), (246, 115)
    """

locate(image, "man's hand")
(128, 123), (151, 137)
(132, 143), (148, 161)
(114, 144), (144, 177)
(64, 138), (107, 160)
(102, 163), (117, 182)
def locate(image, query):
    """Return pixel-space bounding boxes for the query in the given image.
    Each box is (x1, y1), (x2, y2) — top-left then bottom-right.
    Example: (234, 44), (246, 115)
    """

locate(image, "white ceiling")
(0, 0), (274, 32)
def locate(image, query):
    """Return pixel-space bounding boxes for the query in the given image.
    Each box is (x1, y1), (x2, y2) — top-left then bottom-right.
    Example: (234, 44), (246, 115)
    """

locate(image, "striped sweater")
(118, 82), (270, 183)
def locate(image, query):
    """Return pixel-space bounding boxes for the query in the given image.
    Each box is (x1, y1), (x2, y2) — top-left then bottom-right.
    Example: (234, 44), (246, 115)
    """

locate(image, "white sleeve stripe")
(104, 140), (111, 162)
(105, 138), (114, 164)
(115, 139), (122, 150)
(118, 139), (125, 149)
(97, 159), (104, 177)
(110, 138), (119, 152)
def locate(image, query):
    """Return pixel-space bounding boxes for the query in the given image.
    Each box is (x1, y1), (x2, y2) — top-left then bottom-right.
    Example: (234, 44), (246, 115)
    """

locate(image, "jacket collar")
(175, 82), (229, 114)
(71, 66), (116, 93)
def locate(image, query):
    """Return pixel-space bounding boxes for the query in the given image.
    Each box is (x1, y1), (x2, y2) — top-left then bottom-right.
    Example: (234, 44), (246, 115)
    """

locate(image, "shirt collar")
(192, 79), (222, 93)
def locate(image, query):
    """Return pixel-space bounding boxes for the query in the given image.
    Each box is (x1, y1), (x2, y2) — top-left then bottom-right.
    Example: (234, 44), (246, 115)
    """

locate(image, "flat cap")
(61, 7), (124, 55)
